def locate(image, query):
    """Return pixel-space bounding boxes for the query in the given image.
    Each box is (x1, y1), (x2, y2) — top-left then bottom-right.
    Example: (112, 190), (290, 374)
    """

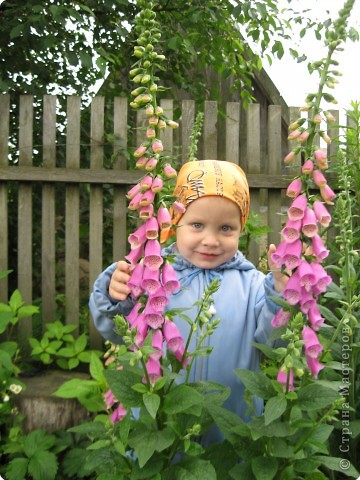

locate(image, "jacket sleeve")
(254, 272), (282, 345)
(89, 263), (136, 344)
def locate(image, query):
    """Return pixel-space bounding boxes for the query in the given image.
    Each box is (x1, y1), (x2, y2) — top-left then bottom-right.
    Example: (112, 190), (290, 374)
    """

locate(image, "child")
(89, 159), (287, 444)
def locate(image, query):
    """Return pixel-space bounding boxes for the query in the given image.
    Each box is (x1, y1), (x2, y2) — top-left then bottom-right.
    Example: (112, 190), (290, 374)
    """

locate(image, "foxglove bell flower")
(144, 303), (164, 329)
(302, 326), (323, 358)
(139, 204), (154, 219)
(140, 175), (153, 192)
(126, 183), (141, 200)
(104, 389), (117, 409)
(312, 170), (327, 187)
(157, 206), (172, 230)
(288, 194), (308, 221)
(314, 149), (328, 169)
(311, 234), (330, 262)
(151, 176), (163, 192)
(299, 290), (316, 314)
(164, 164), (177, 178)
(128, 223), (147, 248)
(298, 259), (316, 292)
(308, 304), (325, 331)
(151, 329), (163, 360)
(140, 189), (155, 206)
(161, 262), (180, 294)
(128, 262), (145, 298)
(302, 159), (314, 174)
(125, 245), (144, 266)
(306, 355), (324, 379)
(141, 267), (161, 295)
(301, 208), (318, 238)
(320, 185), (336, 205)
(144, 357), (162, 385)
(271, 309), (291, 328)
(283, 239), (302, 270)
(144, 239), (163, 270)
(152, 139), (163, 154)
(149, 287), (169, 313)
(277, 369), (294, 391)
(110, 403), (128, 424)
(286, 178), (302, 198)
(163, 318), (184, 352)
(313, 201), (331, 227)
(281, 219), (302, 243)
(283, 272), (302, 305)
(145, 217), (159, 239)
(311, 262), (332, 294)
(145, 156), (158, 171)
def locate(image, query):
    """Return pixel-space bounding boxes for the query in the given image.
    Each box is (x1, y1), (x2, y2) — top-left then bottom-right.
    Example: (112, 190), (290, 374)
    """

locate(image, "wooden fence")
(0, 95), (340, 351)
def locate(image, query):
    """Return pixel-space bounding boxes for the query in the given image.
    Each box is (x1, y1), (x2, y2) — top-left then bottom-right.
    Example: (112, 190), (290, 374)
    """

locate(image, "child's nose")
(201, 231), (219, 246)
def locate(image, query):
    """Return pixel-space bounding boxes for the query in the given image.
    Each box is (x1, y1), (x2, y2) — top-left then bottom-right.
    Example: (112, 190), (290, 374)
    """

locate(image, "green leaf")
(68, 357), (79, 369)
(314, 455), (359, 478)
(89, 351), (105, 383)
(74, 333), (88, 353)
(68, 420), (106, 436)
(234, 369), (277, 400)
(297, 384), (340, 411)
(0, 311), (16, 333)
(28, 450), (58, 480)
(105, 369), (144, 408)
(23, 430), (56, 457)
(0, 350), (15, 372)
(87, 439), (111, 450)
(252, 456), (278, 480)
(163, 384), (203, 414)
(143, 392), (160, 419)
(9, 289), (23, 311)
(128, 427), (175, 468)
(5, 457), (29, 480)
(53, 378), (99, 399)
(163, 456), (217, 480)
(264, 394), (287, 426)
(17, 305), (39, 318)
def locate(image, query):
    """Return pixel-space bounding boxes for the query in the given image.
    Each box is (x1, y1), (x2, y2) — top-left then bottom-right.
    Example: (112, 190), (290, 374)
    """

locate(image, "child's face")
(175, 196), (242, 269)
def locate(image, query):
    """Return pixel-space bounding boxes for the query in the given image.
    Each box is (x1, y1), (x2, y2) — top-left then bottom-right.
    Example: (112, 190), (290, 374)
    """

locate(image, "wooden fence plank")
(89, 96), (105, 348)
(65, 96), (81, 331)
(267, 105), (283, 246)
(18, 95), (34, 352)
(203, 100), (218, 159)
(246, 103), (261, 264)
(181, 100), (195, 163)
(0, 94), (10, 302)
(160, 99), (174, 155)
(225, 102), (240, 164)
(41, 95), (57, 326)
(112, 97), (128, 262)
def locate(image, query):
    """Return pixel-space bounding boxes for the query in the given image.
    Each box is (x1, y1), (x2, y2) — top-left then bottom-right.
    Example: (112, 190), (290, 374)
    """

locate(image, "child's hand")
(267, 244), (288, 293)
(109, 261), (132, 301)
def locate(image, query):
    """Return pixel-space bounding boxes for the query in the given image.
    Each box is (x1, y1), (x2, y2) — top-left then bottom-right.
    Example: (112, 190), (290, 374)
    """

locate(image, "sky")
(262, 0), (360, 111)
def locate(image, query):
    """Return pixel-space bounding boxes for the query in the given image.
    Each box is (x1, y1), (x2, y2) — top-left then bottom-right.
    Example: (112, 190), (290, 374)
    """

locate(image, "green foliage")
(29, 320), (103, 370)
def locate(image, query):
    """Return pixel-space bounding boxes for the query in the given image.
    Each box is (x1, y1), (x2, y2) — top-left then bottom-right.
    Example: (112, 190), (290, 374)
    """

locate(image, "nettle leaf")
(89, 351), (105, 384)
(264, 394), (287, 426)
(252, 456), (278, 480)
(163, 384), (203, 414)
(314, 455), (359, 478)
(28, 451), (58, 480)
(234, 369), (277, 400)
(297, 384), (340, 411)
(128, 427), (175, 468)
(9, 289), (23, 311)
(143, 392), (160, 419)
(68, 420), (106, 436)
(105, 369), (143, 407)
(17, 305), (39, 318)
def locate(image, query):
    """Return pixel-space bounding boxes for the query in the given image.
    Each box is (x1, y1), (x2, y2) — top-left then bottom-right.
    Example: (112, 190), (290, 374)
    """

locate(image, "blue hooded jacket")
(89, 243), (281, 444)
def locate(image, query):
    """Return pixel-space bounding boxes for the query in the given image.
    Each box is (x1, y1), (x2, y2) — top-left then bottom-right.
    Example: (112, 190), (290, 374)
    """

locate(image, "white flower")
(3, 394), (10, 402)
(208, 305), (217, 316)
(9, 384), (22, 394)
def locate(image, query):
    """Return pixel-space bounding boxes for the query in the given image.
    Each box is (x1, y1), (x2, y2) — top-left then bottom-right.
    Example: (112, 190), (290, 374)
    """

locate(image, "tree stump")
(15, 370), (90, 433)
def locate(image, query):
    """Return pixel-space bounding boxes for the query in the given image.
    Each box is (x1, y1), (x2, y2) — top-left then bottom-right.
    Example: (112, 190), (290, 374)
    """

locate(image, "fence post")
(41, 95), (57, 326)
(89, 96), (105, 348)
(65, 96), (81, 333)
(18, 95), (34, 353)
(0, 94), (10, 302)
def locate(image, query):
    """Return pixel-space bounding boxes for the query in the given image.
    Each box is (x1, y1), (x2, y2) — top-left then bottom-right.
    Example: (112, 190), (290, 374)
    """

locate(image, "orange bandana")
(168, 160), (250, 234)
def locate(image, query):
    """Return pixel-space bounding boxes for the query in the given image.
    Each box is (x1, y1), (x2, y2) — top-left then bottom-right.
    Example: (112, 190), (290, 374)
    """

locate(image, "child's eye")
(221, 225), (232, 232)
(192, 223), (203, 229)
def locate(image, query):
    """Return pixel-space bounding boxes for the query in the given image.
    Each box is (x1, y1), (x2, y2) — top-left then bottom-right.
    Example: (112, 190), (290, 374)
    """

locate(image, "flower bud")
(152, 140), (163, 154)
